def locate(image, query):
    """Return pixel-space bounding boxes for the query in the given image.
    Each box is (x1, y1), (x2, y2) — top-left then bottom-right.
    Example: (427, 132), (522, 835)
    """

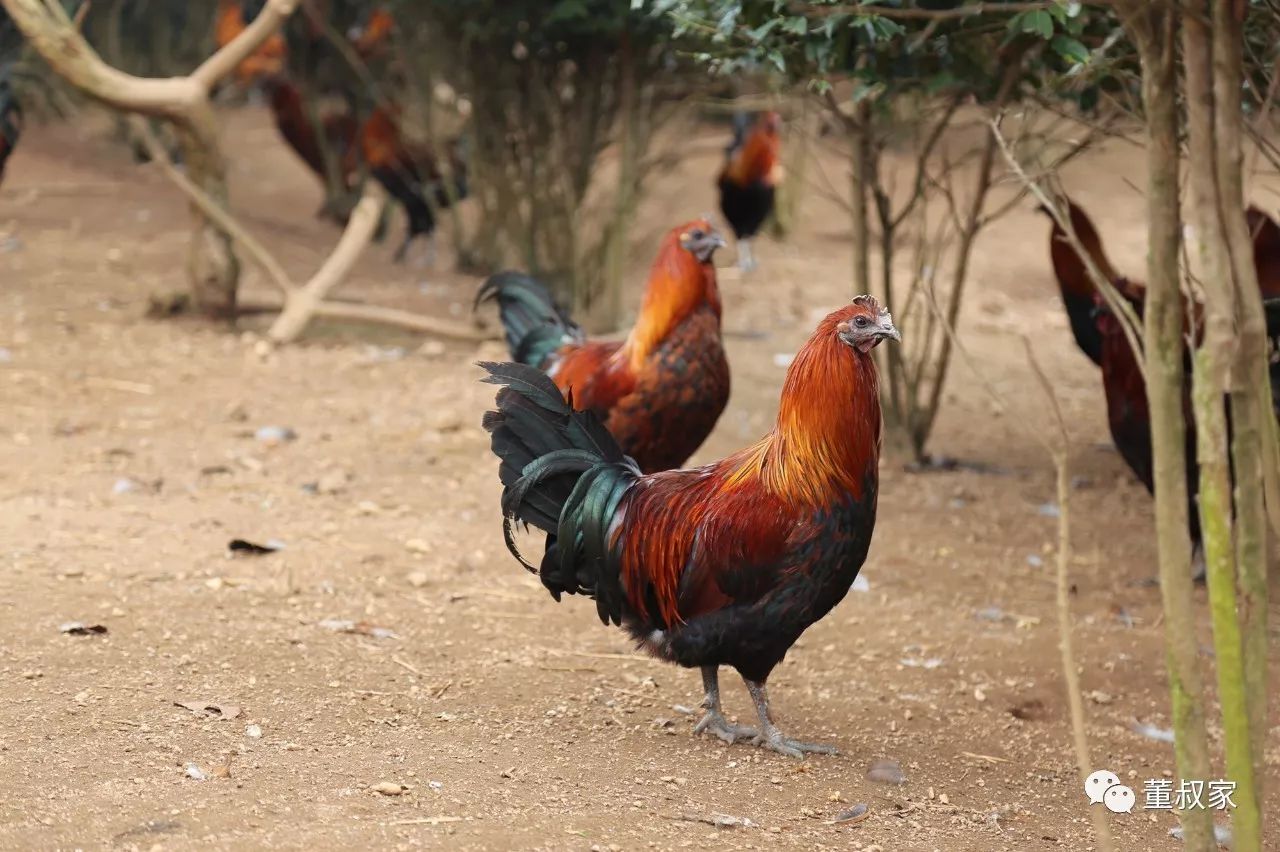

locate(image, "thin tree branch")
(190, 0), (299, 93)
(131, 117), (295, 297)
(800, 1), (1062, 21)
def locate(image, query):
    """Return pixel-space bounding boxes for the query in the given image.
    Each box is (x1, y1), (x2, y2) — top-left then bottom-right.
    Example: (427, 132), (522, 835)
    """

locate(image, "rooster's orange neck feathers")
(723, 308), (882, 505)
(723, 118), (780, 188)
(621, 225), (722, 372)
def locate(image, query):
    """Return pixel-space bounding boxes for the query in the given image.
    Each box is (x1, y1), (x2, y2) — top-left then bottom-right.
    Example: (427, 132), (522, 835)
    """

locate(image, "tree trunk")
(1121, 5), (1217, 850)
(1182, 4), (1261, 849)
(1210, 2), (1270, 812)
(598, 30), (638, 334)
(177, 108), (239, 318)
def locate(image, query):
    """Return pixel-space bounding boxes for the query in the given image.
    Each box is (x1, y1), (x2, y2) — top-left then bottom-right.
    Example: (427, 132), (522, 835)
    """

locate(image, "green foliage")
(391, 0), (695, 324)
(644, 1), (1130, 113)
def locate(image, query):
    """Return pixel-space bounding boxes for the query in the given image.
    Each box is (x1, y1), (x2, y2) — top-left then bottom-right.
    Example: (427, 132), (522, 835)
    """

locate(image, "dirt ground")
(1, 107), (1278, 852)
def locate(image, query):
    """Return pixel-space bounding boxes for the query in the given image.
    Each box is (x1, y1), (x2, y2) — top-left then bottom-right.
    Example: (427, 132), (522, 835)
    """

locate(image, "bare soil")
(1, 108), (1276, 851)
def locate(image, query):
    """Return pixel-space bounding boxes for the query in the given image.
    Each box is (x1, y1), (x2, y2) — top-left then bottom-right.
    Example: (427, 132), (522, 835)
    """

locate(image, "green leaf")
(1051, 34), (1089, 65)
(781, 15), (808, 36)
(746, 17), (780, 42)
(1021, 10), (1055, 40)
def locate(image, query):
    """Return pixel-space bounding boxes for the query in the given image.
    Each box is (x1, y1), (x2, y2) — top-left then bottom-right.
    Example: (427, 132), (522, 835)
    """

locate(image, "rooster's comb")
(851, 294), (890, 318)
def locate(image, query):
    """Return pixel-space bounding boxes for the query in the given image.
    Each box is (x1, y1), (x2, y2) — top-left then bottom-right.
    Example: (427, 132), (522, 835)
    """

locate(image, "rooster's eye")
(854, 316), (869, 328)
(690, 229), (705, 240)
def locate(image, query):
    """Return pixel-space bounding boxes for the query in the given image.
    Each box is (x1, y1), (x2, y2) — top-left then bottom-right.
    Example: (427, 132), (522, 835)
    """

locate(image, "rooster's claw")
(752, 732), (840, 759)
(693, 710), (758, 745)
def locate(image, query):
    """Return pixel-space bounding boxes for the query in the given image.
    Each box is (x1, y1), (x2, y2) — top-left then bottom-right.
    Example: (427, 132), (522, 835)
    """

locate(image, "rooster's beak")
(878, 322), (901, 343)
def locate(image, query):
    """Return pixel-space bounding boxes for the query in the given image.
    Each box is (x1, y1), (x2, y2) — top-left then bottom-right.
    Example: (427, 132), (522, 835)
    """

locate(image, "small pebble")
(835, 803), (870, 824)
(255, 426), (297, 444)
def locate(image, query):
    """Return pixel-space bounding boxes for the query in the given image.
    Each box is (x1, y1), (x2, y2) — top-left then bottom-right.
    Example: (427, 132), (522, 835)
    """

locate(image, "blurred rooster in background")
(1093, 296), (1204, 575)
(1039, 200), (1134, 365)
(481, 297), (898, 757)
(1087, 204), (1280, 579)
(476, 220), (729, 473)
(264, 78), (360, 221)
(360, 105), (469, 264)
(1042, 199), (1280, 366)
(216, 0), (286, 93)
(351, 7), (396, 59)
(718, 111), (781, 272)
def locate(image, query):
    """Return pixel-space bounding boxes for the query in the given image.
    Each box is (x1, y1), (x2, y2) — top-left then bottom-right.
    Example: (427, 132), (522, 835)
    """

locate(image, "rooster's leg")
(692, 666), (757, 745)
(743, 678), (839, 759)
(737, 238), (756, 272)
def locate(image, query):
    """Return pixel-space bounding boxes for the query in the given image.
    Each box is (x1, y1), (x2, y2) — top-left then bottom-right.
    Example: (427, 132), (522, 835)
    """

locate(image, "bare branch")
(987, 113), (1147, 381)
(1, 0), (202, 115)
(800, 1), (1062, 21)
(268, 183), (388, 343)
(191, 0), (300, 93)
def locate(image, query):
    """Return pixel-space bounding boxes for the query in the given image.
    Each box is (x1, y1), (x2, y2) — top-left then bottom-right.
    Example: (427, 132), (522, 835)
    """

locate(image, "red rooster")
(264, 79), (360, 221)
(1093, 297), (1204, 573)
(359, 106), (469, 264)
(718, 111), (781, 272)
(1039, 200), (1135, 365)
(215, 0), (286, 90)
(476, 220), (729, 473)
(351, 7), (396, 59)
(1042, 199), (1280, 366)
(1085, 203), (1280, 578)
(483, 296), (899, 757)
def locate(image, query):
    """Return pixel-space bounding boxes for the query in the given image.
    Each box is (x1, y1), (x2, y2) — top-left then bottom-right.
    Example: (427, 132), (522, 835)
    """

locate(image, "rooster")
(1093, 297), (1204, 573)
(1042, 200), (1280, 366)
(351, 7), (396, 59)
(264, 78), (359, 221)
(476, 220), (729, 473)
(718, 111), (781, 272)
(216, 0), (286, 91)
(1039, 200), (1135, 365)
(482, 296), (899, 757)
(1090, 237), (1280, 580)
(359, 106), (468, 264)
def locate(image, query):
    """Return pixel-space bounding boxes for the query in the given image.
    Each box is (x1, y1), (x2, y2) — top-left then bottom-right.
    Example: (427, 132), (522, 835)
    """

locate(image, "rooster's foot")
(743, 677), (839, 759)
(751, 731), (839, 759)
(693, 710), (757, 745)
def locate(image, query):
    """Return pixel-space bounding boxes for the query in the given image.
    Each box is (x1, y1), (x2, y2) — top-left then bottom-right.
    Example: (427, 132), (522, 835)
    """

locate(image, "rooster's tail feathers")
(480, 361), (637, 623)
(475, 272), (582, 368)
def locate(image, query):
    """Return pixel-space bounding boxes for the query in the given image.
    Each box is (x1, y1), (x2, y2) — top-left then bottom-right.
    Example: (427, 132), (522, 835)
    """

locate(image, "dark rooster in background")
(1082, 201), (1280, 578)
(476, 220), (729, 473)
(1093, 297), (1204, 573)
(482, 296), (899, 757)
(227, 3), (468, 256)
(360, 105), (469, 264)
(264, 78), (360, 221)
(1042, 198), (1280, 365)
(718, 111), (781, 272)
(1040, 200), (1135, 365)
